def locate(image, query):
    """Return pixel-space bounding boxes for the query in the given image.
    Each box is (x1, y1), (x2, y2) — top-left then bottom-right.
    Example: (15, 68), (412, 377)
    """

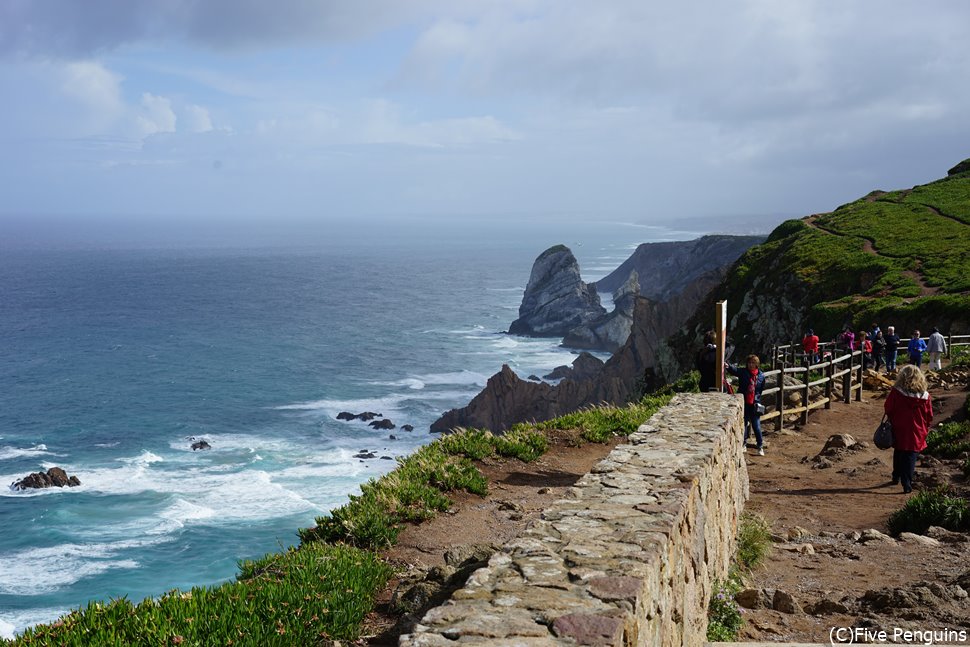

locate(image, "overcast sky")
(2, 1), (969, 229)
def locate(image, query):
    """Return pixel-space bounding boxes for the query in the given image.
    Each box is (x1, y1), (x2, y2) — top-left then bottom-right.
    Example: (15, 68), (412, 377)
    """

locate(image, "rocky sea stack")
(508, 245), (605, 337)
(12, 467), (81, 491)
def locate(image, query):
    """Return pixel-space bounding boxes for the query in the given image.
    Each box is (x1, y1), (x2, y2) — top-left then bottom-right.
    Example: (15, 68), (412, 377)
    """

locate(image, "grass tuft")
(887, 487), (970, 535)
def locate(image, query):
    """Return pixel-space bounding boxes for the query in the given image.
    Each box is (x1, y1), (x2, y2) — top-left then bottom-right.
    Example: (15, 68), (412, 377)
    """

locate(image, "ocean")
(0, 216), (706, 638)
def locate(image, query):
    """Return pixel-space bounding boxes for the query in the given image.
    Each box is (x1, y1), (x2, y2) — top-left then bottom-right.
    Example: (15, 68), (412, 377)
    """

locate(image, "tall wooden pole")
(715, 300), (727, 392)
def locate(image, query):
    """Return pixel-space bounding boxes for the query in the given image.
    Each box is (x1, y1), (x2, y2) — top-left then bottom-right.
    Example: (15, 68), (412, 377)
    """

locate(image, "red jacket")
(885, 387), (933, 452)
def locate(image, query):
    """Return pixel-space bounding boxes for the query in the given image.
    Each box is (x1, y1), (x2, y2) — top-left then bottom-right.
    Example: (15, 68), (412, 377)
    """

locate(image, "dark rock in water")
(336, 411), (357, 421)
(508, 245), (605, 337)
(389, 434), (397, 440)
(527, 374), (541, 381)
(401, 424), (414, 432)
(12, 467), (81, 491)
(381, 456), (393, 460)
(191, 440), (212, 451)
(543, 365), (572, 380)
(356, 411), (382, 421)
(369, 419), (395, 430)
(353, 451), (377, 459)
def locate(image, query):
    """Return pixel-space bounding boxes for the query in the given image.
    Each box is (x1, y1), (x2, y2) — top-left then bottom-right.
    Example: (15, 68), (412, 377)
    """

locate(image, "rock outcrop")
(508, 245), (605, 337)
(11, 467), (81, 491)
(562, 271), (640, 352)
(543, 352), (605, 381)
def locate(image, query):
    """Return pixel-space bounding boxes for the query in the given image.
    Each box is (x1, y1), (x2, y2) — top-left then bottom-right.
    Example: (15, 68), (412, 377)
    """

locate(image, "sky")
(2, 1), (969, 235)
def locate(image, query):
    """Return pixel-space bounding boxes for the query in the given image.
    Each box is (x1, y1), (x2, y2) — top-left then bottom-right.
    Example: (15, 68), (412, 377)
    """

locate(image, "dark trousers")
(743, 403), (763, 449)
(892, 449), (919, 492)
(886, 350), (897, 371)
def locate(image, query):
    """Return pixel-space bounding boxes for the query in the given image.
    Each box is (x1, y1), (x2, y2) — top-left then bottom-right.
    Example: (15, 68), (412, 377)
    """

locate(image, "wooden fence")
(732, 334), (970, 433)
(727, 347), (863, 432)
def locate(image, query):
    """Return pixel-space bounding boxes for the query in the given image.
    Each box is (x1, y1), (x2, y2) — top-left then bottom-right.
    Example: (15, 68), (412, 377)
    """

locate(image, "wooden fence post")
(801, 367), (810, 425)
(825, 358), (834, 410)
(843, 354), (852, 404)
(855, 351), (863, 402)
(776, 370), (785, 432)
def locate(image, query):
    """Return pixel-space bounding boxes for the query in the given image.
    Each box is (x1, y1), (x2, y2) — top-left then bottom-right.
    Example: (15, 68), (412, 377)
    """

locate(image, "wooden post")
(801, 366), (810, 425)
(855, 351), (863, 402)
(715, 300), (727, 393)
(843, 352), (852, 404)
(825, 357), (834, 410)
(947, 334), (952, 359)
(776, 369), (785, 432)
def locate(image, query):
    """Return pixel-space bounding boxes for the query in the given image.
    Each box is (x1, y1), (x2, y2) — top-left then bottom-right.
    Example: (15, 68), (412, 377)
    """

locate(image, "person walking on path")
(908, 330), (927, 367)
(840, 326), (856, 353)
(801, 328), (820, 366)
(726, 355), (767, 456)
(859, 331), (873, 371)
(927, 327), (947, 371)
(884, 365), (933, 494)
(872, 330), (887, 372)
(696, 330), (718, 392)
(884, 326), (900, 372)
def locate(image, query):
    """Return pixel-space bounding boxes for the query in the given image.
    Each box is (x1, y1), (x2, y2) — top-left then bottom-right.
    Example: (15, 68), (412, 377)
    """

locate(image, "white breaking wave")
(0, 541), (144, 595)
(0, 444), (56, 461)
(413, 370), (488, 387)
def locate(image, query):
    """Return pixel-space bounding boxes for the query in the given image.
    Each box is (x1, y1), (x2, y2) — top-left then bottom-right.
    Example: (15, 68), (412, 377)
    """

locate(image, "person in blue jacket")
(907, 330), (927, 366)
(726, 354), (767, 455)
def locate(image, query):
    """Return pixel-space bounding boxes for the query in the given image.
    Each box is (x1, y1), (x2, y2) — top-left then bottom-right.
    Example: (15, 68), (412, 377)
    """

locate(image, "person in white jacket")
(927, 327), (947, 371)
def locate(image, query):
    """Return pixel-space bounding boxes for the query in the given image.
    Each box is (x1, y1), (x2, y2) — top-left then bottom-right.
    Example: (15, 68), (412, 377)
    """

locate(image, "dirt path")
(356, 379), (970, 645)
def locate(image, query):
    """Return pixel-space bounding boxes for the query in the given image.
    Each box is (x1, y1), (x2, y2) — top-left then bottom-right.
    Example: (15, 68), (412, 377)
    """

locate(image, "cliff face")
(562, 271), (639, 352)
(433, 297), (672, 432)
(595, 235), (765, 302)
(508, 245), (605, 337)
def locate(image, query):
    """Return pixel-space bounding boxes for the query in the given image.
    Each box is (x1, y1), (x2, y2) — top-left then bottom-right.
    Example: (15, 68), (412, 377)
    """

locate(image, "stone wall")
(400, 393), (748, 646)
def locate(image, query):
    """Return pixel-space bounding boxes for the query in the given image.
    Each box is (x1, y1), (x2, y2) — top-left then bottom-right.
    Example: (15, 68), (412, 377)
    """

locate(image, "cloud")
(135, 93), (177, 137)
(183, 104), (213, 133)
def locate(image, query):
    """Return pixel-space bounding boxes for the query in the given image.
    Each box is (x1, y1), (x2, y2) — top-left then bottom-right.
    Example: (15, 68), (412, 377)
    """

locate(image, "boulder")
(369, 419), (395, 430)
(356, 411), (381, 421)
(12, 467), (81, 491)
(336, 411), (357, 421)
(508, 245), (605, 337)
(401, 425), (414, 432)
(191, 440), (211, 451)
(772, 590), (802, 614)
(353, 451), (377, 459)
(543, 352), (605, 381)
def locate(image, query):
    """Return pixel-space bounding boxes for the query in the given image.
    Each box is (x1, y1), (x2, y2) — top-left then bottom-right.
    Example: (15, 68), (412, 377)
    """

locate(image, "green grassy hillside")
(659, 158), (970, 375)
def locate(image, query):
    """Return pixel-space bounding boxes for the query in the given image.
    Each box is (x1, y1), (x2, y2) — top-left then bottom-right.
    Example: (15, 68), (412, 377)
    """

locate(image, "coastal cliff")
(508, 245), (605, 336)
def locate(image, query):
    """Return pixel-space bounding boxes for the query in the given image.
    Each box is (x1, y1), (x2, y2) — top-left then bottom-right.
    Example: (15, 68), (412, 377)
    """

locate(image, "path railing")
(728, 346), (866, 432)
(772, 334), (970, 368)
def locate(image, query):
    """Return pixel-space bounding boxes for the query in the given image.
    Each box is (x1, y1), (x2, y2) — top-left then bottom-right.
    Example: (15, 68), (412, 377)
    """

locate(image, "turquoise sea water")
(0, 217), (704, 638)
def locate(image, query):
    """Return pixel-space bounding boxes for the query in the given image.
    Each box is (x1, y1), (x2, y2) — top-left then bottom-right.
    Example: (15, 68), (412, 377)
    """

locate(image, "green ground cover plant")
(924, 421), (970, 458)
(887, 487), (970, 535)
(706, 513), (772, 641)
(9, 543), (390, 647)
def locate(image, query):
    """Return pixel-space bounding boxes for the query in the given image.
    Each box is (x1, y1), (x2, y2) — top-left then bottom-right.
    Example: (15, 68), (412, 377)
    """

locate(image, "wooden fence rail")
(736, 333), (969, 434)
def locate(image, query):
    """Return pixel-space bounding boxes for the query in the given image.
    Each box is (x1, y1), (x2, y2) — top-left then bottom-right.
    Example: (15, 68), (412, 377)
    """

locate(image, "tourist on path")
(884, 326), (900, 372)
(927, 327), (947, 371)
(696, 330), (718, 392)
(872, 330), (887, 372)
(859, 331), (873, 371)
(907, 330), (927, 366)
(726, 355), (766, 456)
(801, 328), (820, 366)
(840, 326), (855, 353)
(884, 365), (933, 494)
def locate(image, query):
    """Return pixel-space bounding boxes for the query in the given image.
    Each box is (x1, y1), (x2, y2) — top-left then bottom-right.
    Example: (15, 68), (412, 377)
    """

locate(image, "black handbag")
(873, 415), (894, 450)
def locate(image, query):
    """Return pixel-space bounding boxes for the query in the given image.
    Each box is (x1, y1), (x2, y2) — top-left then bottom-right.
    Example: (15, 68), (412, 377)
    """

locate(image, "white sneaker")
(757, 448), (765, 456)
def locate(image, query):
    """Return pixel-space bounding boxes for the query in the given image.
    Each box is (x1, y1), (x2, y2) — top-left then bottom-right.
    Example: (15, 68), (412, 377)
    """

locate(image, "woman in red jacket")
(884, 364), (933, 494)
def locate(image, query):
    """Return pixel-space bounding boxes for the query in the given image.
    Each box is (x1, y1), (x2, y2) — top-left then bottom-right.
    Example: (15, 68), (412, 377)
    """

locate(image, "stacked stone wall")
(400, 393), (748, 646)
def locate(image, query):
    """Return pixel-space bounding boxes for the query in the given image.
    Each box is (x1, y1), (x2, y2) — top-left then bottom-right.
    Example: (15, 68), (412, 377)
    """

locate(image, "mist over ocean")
(0, 217), (710, 637)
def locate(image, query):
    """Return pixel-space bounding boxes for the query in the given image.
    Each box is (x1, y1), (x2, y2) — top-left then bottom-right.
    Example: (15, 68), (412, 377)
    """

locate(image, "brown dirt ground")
(356, 380), (970, 645)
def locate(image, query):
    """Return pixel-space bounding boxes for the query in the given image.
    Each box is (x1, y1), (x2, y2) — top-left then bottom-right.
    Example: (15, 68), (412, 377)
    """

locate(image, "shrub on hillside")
(887, 487), (970, 535)
(924, 421), (970, 458)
